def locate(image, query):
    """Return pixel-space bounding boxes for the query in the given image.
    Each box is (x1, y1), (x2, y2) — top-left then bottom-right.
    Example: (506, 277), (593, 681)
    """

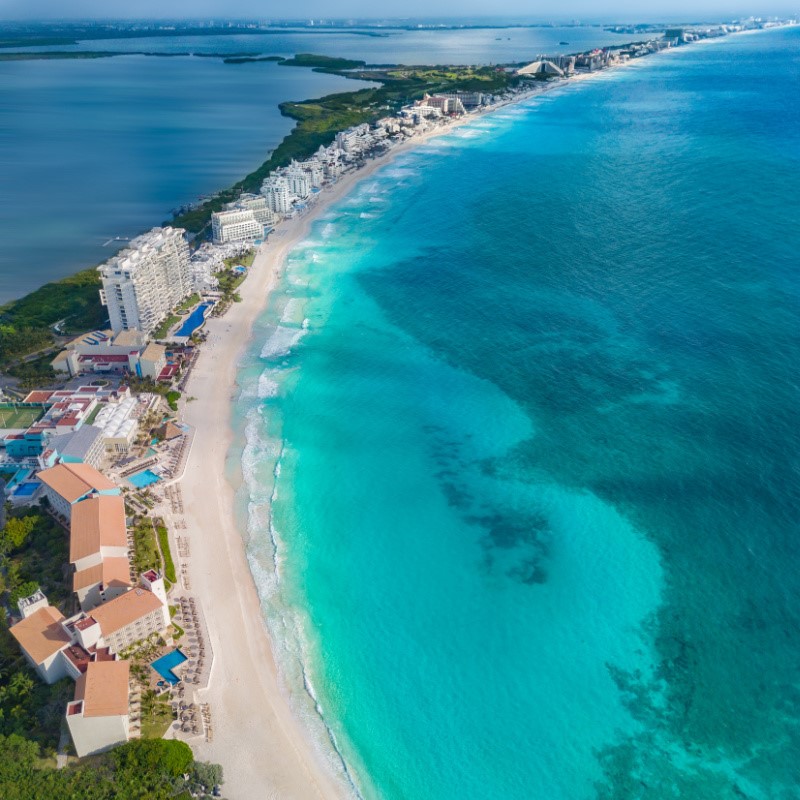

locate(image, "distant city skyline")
(1, 1), (797, 22)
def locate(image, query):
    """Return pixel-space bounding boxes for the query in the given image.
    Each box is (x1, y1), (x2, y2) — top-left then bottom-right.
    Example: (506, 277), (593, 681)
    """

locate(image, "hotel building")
(211, 209), (263, 244)
(262, 176), (293, 215)
(66, 660), (131, 757)
(70, 495), (131, 611)
(98, 227), (191, 336)
(37, 462), (120, 520)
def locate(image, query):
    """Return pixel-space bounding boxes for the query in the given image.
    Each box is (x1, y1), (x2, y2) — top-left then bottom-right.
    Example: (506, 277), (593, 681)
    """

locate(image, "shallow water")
(234, 28), (800, 799)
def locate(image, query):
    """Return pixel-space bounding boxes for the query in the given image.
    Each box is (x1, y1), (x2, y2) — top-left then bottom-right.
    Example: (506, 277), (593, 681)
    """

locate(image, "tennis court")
(0, 405), (43, 429)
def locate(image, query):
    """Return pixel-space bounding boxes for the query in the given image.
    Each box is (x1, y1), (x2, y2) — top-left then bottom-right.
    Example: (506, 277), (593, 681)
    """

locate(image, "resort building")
(37, 462), (120, 521)
(88, 582), (170, 654)
(46, 425), (105, 470)
(70, 494), (131, 611)
(261, 177), (293, 215)
(51, 330), (145, 378)
(98, 227), (191, 336)
(211, 209), (263, 244)
(233, 193), (278, 226)
(10, 605), (72, 683)
(93, 393), (155, 455)
(139, 343), (167, 381)
(284, 167), (311, 200)
(66, 660), (131, 757)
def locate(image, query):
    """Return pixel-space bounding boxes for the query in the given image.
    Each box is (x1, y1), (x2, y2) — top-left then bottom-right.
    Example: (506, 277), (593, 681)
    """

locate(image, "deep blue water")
(233, 26), (800, 800)
(0, 57), (373, 303)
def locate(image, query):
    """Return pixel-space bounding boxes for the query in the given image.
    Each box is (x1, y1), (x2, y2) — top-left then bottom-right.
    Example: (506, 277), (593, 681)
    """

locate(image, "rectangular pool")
(151, 649), (188, 685)
(14, 481), (40, 497)
(129, 469), (161, 488)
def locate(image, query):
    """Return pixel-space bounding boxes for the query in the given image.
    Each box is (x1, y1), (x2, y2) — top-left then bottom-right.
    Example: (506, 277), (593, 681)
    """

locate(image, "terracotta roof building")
(9, 606), (71, 683)
(89, 587), (169, 653)
(66, 660), (131, 757)
(37, 463), (120, 521)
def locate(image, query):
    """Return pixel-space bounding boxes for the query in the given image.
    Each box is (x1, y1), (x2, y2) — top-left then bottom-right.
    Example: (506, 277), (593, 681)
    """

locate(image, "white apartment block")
(284, 168), (311, 199)
(211, 209), (263, 244)
(301, 159), (325, 188)
(262, 177), (293, 215)
(98, 227), (191, 336)
(234, 193), (279, 226)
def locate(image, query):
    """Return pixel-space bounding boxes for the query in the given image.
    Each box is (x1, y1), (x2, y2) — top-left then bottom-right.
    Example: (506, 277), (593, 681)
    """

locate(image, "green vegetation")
(0, 405), (43, 430)
(3, 353), (57, 390)
(156, 524), (177, 584)
(166, 391), (181, 411)
(223, 54), (285, 64)
(225, 249), (256, 269)
(0, 509), (69, 608)
(0, 51), (119, 61)
(131, 517), (161, 576)
(151, 314), (180, 341)
(170, 59), (516, 236)
(0, 510), (73, 749)
(175, 293), (200, 313)
(279, 53), (366, 71)
(0, 267), (106, 364)
(140, 689), (174, 739)
(0, 734), (224, 799)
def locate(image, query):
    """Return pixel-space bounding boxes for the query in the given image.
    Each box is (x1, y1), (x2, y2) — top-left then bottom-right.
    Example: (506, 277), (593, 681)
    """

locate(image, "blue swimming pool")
(175, 302), (213, 337)
(14, 481), (39, 497)
(129, 469), (161, 488)
(151, 649), (187, 685)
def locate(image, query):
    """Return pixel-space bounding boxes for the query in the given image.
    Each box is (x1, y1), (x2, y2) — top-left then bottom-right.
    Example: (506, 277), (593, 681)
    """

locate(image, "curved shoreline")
(176, 88), (561, 799)
(172, 29), (779, 797)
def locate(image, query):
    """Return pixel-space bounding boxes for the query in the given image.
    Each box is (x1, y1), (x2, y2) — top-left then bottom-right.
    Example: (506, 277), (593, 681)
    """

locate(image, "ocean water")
(233, 28), (800, 800)
(0, 57), (373, 303)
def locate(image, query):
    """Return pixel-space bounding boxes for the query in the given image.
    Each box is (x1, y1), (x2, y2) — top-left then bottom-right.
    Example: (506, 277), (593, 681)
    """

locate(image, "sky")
(0, 1), (796, 22)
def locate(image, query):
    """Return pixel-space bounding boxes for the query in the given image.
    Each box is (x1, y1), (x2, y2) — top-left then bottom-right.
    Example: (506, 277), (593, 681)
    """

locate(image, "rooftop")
(90, 587), (164, 636)
(37, 462), (117, 503)
(10, 606), (71, 664)
(74, 660), (130, 717)
(48, 425), (104, 462)
(73, 557), (132, 592)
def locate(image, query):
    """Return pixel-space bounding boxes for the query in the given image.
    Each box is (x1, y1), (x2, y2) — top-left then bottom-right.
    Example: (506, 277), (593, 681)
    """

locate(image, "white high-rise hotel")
(98, 227), (191, 336)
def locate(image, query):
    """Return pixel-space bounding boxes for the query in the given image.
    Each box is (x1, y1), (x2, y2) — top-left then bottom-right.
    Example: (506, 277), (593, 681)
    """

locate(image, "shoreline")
(174, 55), (663, 800)
(171, 24), (790, 799)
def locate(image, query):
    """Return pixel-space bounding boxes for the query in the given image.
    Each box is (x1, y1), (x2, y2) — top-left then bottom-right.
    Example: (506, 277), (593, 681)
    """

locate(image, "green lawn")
(152, 315), (180, 340)
(0, 405), (43, 430)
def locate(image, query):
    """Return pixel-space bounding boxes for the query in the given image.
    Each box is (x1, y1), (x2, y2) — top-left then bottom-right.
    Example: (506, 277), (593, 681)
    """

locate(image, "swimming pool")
(14, 481), (39, 497)
(175, 302), (213, 337)
(151, 649), (187, 685)
(129, 469), (161, 488)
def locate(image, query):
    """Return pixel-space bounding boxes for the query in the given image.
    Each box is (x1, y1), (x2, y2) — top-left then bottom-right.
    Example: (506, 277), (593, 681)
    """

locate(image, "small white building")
(66, 660), (130, 757)
(139, 343), (167, 381)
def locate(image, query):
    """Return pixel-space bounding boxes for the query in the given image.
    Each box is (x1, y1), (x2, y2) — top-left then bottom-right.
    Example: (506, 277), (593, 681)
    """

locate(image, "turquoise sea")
(232, 28), (800, 800)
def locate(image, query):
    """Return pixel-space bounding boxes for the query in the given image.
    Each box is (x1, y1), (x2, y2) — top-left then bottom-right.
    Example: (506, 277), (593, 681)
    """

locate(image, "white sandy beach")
(174, 61), (656, 799)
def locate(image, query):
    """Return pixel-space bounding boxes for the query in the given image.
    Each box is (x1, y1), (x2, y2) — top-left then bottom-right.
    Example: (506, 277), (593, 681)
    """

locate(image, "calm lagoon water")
(0, 24), (634, 304)
(0, 56), (373, 303)
(233, 27), (800, 800)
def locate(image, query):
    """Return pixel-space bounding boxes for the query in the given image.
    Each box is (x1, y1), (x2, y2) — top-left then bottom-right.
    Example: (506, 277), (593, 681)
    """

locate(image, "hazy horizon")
(0, 1), (796, 23)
